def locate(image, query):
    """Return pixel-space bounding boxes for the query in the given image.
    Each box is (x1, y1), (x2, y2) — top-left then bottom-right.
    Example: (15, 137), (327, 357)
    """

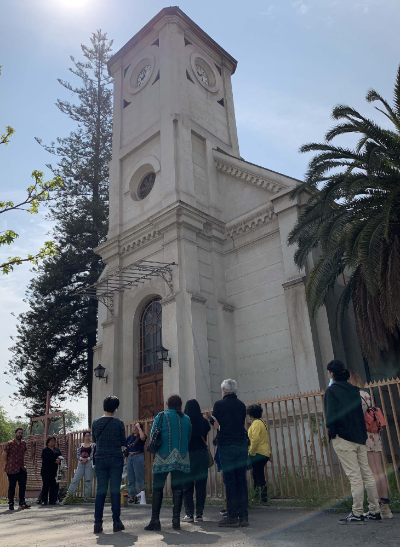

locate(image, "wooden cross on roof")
(29, 391), (66, 446)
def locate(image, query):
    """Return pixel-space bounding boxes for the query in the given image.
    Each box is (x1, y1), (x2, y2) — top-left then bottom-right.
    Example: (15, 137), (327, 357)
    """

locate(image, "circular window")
(138, 172), (156, 200)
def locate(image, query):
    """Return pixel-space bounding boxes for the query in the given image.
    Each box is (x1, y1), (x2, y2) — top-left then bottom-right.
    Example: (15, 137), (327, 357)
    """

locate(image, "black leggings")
(251, 455), (269, 503)
(153, 471), (185, 493)
(41, 474), (58, 504)
(251, 456), (268, 488)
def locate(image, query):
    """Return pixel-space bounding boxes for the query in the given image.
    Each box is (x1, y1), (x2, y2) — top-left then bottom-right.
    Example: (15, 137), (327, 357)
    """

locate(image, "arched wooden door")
(137, 296), (164, 419)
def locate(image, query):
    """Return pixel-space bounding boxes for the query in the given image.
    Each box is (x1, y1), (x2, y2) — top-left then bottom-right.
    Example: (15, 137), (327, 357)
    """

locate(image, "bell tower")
(94, 7), (242, 420)
(106, 6), (239, 240)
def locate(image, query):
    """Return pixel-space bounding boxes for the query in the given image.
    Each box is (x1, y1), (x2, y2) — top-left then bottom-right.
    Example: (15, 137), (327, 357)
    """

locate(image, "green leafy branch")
(0, 170), (63, 215)
(1, 125), (15, 146)
(0, 168), (63, 274)
(0, 241), (58, 275)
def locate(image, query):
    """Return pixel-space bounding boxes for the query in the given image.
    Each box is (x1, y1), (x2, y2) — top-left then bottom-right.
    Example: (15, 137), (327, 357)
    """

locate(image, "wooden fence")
(2, 377), (400, 501)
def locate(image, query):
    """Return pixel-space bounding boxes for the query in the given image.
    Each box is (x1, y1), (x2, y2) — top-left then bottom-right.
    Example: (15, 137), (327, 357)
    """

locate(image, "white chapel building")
(91, 7), (364, 422)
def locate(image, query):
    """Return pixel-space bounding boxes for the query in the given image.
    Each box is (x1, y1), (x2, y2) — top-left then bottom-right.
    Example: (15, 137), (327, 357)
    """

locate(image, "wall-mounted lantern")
(157, 346), (171, 367)
(94, 364), (108, 383)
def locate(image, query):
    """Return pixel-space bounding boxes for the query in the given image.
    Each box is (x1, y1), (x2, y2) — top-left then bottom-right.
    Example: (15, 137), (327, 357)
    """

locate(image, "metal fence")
(2, 378), (400, 500)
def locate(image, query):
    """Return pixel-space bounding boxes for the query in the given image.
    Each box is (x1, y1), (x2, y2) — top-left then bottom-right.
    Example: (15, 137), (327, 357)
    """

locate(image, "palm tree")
(288, 65), (400, 367)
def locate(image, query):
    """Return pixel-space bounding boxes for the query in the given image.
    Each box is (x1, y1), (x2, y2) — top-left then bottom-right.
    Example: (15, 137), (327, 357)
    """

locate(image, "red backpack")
(361, 397), (386, 434)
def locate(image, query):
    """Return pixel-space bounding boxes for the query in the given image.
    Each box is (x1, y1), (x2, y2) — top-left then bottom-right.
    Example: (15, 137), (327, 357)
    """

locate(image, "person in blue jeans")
(126, 422), (147, 503)
(92, 396), (127, 534)
(211, 379), (249, 527)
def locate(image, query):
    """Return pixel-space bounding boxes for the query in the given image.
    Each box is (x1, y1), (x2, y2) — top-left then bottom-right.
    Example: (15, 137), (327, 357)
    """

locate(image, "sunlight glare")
(57, 0), (91, 10)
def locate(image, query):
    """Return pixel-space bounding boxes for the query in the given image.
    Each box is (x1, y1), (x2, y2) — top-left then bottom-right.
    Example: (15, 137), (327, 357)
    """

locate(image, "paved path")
(0, 504), (399, 547)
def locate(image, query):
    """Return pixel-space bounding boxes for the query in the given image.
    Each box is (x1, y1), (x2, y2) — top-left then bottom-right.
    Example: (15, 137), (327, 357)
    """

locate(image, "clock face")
(195, 64), (209, 86)
(137, 65), (152, 87)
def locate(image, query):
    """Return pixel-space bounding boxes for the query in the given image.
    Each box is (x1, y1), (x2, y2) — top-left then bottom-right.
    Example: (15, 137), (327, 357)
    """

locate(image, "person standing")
(211, 379), (249, 528)
(144, 395), (192, 532)
(92, 396), (127, 534)
(247, 404), (271, 505)
(126, 422), (147, 504)
(182, 399), (211, 523)
(41, 436), (62, 505)
(349, 371), (393, 519)
(2, 428), (30, 510)
(64, 431), (95, 501)
(325, 360), (382, 524)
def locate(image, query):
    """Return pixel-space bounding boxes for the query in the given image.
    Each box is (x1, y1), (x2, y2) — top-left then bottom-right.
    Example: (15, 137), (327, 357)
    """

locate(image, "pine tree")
(8, 31), (113, 422)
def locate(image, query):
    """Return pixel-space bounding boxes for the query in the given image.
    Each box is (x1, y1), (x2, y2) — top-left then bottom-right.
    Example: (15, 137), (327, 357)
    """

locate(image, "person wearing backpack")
(324, 360), (382, 525)
(349, 372), (392, 519)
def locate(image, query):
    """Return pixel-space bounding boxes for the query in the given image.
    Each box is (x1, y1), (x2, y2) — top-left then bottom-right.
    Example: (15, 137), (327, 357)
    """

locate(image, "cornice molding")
(218, 300), (235, 313)
(121, 229), (162, 256)
(215, 159), (287, 194)
(101, 318), (115, 330)
(225, 203), (276, 238)
(160, 292), (179, 307)
(153, 14), (189, 32)
(282, 276), (305, 290)
(189, 292), (207, 305)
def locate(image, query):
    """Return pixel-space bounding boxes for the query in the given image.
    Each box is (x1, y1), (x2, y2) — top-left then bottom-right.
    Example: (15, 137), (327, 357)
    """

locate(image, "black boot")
(144, 490), (163, 531)
(172, 488), (183, 530)
(261, 485), (268, 505)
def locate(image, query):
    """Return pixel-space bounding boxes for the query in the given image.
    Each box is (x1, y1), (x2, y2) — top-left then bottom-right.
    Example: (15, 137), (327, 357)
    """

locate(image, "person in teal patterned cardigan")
(145, 395), (192, 531)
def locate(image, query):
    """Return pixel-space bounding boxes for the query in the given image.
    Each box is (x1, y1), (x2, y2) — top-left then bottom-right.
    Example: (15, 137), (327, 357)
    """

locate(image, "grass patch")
(61, 494), (86, 505)
(258, 465), (400, 512)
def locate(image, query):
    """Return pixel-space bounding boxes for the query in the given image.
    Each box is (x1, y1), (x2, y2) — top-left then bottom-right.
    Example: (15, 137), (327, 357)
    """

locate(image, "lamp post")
(94, 364), (108, 383)
(157, 346), (171, 367)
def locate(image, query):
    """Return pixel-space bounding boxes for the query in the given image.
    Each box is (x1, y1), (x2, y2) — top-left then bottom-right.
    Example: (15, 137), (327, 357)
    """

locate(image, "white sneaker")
(138, 490), (147, 505)
(183, 515), (194, 522)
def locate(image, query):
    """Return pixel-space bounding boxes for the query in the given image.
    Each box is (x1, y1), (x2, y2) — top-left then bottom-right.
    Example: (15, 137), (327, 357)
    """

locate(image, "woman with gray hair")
(211, 379), (249, 527)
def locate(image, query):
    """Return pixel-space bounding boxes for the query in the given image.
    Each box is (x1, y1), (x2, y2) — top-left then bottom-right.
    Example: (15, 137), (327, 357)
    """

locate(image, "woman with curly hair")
(246, 404), (271, 505)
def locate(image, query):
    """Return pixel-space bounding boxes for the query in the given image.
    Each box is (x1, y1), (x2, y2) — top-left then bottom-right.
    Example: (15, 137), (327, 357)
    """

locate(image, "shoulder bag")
(147, 412), (164, 454)
(92, 417), (113, 465)
(124, 435), (140, 458)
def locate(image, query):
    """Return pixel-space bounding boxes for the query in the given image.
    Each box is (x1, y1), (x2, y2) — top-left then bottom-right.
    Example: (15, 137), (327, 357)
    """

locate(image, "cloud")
(355, 2), (370, 14)
(235, 86), (331, 154)
(292, 1), (310, 15)
(259, 5), (275, 16)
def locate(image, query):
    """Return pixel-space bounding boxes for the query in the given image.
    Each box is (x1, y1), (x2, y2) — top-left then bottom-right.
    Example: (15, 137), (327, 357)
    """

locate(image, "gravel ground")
(0, 503), (399, 547)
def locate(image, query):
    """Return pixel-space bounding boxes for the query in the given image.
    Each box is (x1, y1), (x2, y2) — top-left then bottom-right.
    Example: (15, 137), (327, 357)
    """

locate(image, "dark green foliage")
(8, 31), (113, 422)
(0, 408), (83, 442)
(288, 65), (400, 366)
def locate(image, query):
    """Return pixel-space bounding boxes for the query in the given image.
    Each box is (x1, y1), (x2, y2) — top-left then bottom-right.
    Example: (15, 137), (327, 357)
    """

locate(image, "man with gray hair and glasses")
(211, 379), (249, 527)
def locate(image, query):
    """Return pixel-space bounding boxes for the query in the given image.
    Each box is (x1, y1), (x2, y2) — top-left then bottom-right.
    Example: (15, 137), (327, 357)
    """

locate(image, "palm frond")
(289, 66), (400, 365)
(305, 246), (345, 319)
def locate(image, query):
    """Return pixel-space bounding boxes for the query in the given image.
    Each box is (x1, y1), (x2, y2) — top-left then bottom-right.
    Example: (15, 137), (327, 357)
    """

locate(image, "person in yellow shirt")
(247, 404), (272, 505)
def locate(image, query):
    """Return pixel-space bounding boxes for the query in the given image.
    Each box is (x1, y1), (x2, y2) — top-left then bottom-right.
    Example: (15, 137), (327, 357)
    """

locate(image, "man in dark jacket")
(211, 379), (249, 527)
(324, 360), (381, 525)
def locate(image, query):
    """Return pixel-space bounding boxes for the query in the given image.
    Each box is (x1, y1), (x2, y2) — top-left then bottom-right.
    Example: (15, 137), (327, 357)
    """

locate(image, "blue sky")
(1, 0), (399, 426)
